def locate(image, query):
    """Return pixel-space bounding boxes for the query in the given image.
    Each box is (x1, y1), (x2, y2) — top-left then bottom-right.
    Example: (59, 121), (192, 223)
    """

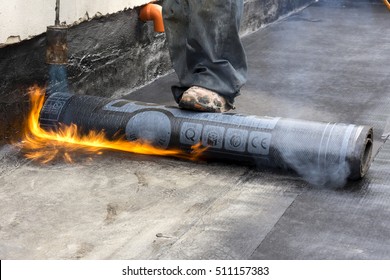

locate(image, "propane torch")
(46, 0), (69, 96)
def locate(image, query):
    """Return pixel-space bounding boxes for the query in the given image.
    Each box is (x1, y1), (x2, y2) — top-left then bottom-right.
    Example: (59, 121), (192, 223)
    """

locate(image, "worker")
(162, 0), (247, 113)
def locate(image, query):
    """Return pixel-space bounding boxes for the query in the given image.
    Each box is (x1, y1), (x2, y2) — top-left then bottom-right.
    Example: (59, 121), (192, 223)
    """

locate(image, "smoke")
(47, 65), (69, 95)
(279, 146), (351, 188)
(267, 120), (360, 189)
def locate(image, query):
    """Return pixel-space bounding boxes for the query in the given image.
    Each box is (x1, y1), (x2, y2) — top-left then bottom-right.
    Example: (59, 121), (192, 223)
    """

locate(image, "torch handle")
(55, 0), (60, 25)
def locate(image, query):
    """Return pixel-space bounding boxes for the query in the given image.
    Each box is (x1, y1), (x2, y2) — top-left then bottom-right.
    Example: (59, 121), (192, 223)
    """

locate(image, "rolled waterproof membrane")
(39, 92), (373, 186)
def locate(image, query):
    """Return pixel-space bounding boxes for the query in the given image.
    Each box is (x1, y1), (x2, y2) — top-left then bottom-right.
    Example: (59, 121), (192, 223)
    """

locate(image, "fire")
(19, 86), (207, 163)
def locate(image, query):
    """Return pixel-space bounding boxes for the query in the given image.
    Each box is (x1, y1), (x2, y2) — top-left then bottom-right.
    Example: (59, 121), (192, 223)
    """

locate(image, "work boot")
(178, 86), (233, 113)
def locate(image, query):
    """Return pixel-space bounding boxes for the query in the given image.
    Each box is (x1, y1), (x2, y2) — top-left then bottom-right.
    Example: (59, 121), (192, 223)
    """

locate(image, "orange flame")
(19, 86), (207, 163)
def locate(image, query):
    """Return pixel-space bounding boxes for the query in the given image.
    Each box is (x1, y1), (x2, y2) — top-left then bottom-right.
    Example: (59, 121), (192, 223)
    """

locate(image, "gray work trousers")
(162, 0), (247, 105)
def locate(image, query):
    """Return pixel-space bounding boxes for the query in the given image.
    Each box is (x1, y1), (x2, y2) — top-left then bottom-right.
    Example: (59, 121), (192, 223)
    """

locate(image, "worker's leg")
(163, 0), (247, 106)
(162, 0), (189, 89)
(186, 0), (247, 104)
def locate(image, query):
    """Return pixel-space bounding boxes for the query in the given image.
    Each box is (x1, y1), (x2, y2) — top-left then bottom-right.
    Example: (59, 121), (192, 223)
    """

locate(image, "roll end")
(348, 126), (373, 180)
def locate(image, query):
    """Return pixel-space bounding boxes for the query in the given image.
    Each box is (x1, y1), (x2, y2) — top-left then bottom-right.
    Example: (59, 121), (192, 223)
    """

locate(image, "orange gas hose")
(384, 0), (390, 11)
(139, 3), (165, 32)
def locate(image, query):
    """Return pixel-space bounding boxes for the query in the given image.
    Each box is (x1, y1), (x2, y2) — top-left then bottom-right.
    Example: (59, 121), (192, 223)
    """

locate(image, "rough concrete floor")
(1, 0), (390, 259)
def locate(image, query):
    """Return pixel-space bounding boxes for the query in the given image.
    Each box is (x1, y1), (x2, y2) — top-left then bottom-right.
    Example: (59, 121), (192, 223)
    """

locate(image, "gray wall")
(0, 0), (315, 142)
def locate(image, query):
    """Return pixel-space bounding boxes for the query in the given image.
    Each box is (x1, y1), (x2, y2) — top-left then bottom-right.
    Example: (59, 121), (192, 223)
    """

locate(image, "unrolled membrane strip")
(39, 92), (373, 186)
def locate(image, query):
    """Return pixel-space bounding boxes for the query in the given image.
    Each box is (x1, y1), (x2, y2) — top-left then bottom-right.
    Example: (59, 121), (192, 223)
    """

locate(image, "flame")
(19, 86), (207, 163)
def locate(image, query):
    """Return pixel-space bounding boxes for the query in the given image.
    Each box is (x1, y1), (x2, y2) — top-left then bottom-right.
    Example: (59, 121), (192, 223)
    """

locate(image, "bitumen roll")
(39, 92), (373, 185)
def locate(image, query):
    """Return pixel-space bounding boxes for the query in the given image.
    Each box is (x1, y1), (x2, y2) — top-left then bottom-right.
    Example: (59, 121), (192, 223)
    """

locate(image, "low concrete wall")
(0, 0), (315, 142)
(0, 0), (153, 44)
(241, 0), (317, 34)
